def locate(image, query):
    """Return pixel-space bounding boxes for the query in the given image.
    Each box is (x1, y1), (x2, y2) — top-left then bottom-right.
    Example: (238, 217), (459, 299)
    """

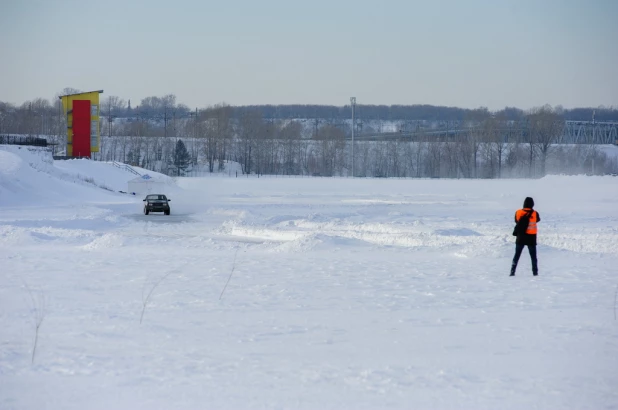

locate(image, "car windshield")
(146, 195), (166, 200)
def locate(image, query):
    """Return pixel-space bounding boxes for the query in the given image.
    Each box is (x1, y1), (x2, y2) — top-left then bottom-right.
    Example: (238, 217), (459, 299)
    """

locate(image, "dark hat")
(523, 197), (534, 208)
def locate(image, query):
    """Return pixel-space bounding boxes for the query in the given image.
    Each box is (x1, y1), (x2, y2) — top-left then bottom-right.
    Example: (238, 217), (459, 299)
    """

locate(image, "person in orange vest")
(511, 197), (540, 276)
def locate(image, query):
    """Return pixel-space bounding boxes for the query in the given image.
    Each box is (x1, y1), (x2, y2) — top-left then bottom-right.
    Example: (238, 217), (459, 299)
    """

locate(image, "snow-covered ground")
(1, 145), (618, 410)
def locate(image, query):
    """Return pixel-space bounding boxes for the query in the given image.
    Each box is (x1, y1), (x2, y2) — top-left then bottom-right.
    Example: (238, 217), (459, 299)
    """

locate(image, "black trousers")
(511, 243), (538, 274)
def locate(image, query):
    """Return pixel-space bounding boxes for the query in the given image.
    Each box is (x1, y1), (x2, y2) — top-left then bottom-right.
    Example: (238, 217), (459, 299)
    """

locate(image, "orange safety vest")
(515, 208), (538, 234)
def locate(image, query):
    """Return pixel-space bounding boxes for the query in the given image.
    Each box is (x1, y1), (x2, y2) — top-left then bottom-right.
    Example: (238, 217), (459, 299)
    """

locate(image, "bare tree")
(425, 141), (443, 178)
(443, 142), (460, 178)
(263, 119), (281, 175)
(280, 120), (302, 175)
(0, 102), (8, 134)
(463, 108), (491, 178)
(101, 96), (126, 159)
(456, 132), (475, 178)
(415, 140), (426, 178)
(527, 105), (564, 177)
(237, 109), (263, 174)
(200, 104), (233, 172)
(59, 87), (81, 96)
(386, 140), (403, 177)
(491, 114), (514, 178)
(313, 124), (345, 176)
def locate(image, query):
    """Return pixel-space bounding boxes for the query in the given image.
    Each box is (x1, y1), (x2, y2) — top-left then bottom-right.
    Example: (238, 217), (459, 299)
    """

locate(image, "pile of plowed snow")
(0, 145), (176, 207)
(53, 157), (175, 192)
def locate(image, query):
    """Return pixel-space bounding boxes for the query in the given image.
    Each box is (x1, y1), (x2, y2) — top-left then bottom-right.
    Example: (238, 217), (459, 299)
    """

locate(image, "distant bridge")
(350, 121), (618, 145)
(560, 121), (618, 144)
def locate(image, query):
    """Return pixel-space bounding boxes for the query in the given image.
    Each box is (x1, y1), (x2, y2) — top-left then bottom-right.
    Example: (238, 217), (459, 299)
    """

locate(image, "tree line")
(1, 91), (617, 178)
(2, 90), (617, 139)
(98, 105), (617, 178)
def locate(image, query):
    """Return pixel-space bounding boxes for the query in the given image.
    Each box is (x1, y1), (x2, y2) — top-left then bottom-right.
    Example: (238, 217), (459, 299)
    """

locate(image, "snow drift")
(0, 145), (177, 207)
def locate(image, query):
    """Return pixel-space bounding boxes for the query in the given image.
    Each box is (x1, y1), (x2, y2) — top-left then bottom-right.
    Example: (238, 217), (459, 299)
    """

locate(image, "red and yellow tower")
(59, 90), (103, 157)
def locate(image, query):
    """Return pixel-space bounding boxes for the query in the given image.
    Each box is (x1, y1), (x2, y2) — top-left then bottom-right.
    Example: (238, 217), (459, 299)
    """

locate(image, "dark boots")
(510, 264), (538, 276)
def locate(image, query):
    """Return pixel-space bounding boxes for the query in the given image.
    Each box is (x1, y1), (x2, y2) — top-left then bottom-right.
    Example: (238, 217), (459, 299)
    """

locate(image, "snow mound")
(272, 232), (373, 252)
(0, 145), (179, 208)
(434, 228), (482, 237)
(0, 226), (35, 245)
(0, 146), (120, 206)
(54, 159), (176, 193)
(0, 149), (22, 174)
(81, 233), (125, 250)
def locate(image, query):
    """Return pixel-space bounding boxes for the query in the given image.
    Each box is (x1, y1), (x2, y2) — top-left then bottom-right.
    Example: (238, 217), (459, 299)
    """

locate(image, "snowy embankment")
(0, 145), (177, 206)
(1, 144), (617, 410)
(0, 146), (118, 206)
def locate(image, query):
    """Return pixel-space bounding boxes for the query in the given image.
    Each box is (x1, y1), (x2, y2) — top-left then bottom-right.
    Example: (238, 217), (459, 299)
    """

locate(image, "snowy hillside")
(53, 158), (174, 193)
(1, 144), (617, 410)
(0, 145), (177, 207)
(0, 146), (122, 207)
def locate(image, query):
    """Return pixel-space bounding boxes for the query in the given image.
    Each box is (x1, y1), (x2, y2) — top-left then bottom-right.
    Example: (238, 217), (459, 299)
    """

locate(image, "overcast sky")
(1, 0), (617, 110)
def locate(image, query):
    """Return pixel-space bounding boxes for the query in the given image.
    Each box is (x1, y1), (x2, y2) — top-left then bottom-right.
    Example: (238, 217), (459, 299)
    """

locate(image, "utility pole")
(350, 97), (356, 177)
(188, 108), (198, 170)
(592, 109), (596, 125)
(194, 108), (198, 170)
(107, 100), (114, 158)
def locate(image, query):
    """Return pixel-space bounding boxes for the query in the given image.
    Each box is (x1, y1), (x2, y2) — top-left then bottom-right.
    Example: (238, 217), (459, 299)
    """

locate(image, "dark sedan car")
(143, 194), (171, 215)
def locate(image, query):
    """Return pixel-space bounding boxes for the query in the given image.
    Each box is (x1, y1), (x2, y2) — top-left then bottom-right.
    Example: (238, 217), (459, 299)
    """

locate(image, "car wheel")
(164, 210), (170, 215)
(144, 207), (149, 215)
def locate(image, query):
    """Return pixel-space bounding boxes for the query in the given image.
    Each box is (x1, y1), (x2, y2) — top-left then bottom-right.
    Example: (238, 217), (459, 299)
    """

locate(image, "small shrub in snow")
(22, 281), (46, 365)
(140, 271), (173, 325)
(219, 248), (240, 300)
